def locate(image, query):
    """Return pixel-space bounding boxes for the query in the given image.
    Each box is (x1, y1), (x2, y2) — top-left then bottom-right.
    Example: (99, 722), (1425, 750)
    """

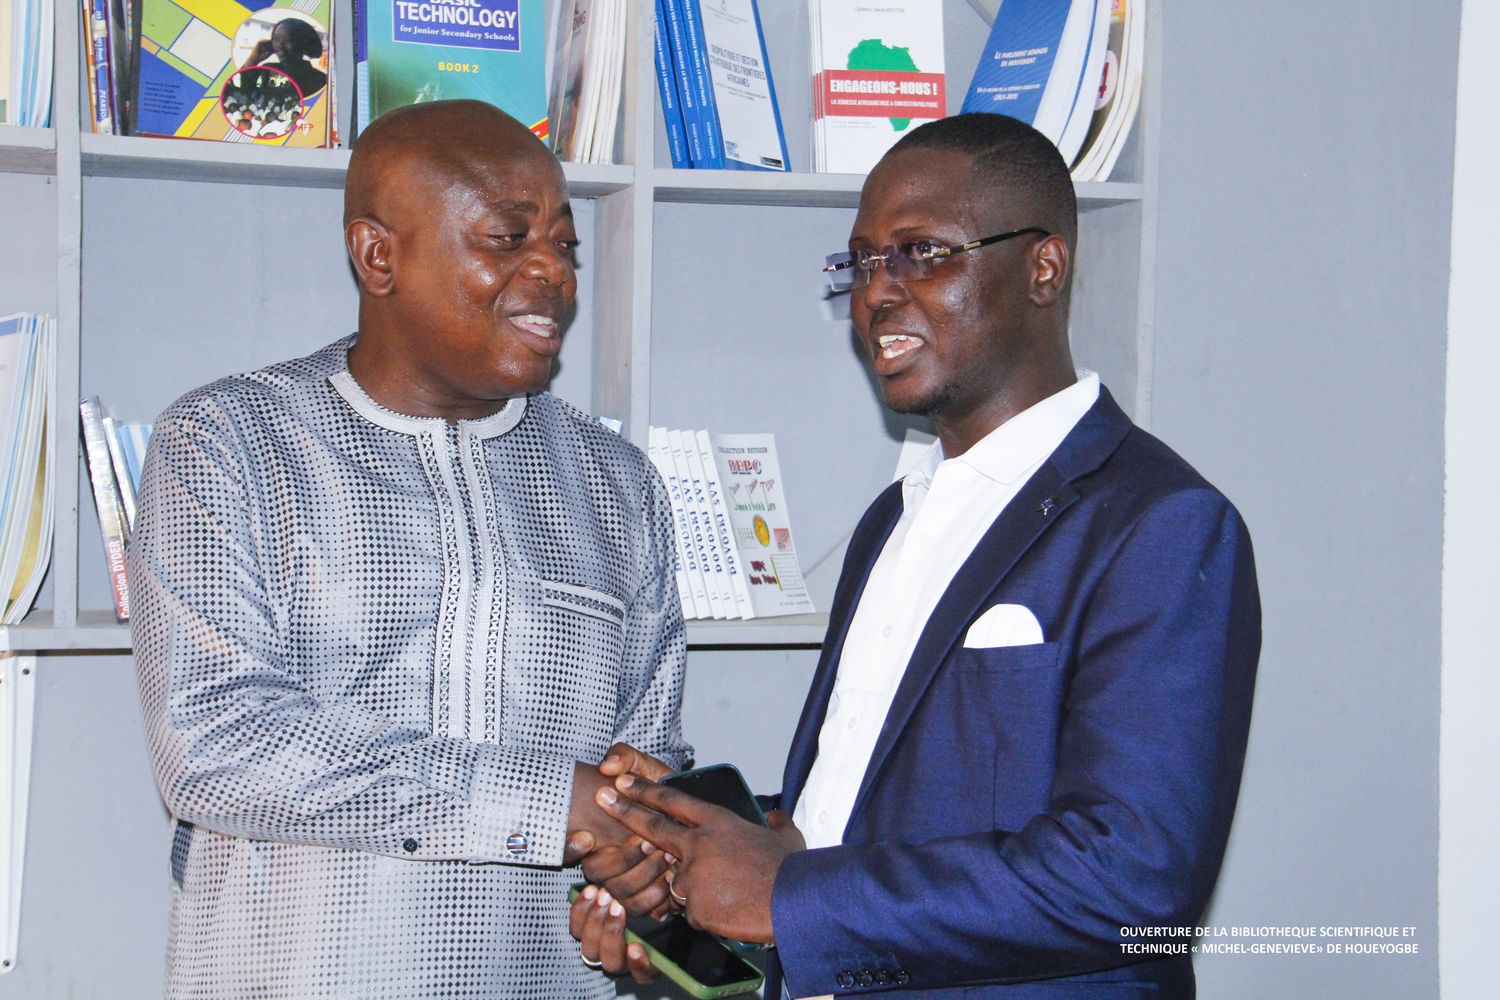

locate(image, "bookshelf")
(0, 0), (1158, 656)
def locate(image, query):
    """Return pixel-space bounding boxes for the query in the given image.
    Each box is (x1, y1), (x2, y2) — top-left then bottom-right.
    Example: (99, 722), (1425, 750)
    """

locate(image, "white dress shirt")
(793, 372), (1100, 850)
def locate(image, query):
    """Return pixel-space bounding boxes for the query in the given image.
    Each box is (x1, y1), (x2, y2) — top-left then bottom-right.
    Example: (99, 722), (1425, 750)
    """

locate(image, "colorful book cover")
(811, 0), (945, 174)
(696, 0), (788, 172)
(79, 397), (131, 623)
(355, 0), (546, 139)
(134, 0), (333, 146)
(84, 0), (115, 132)
(709, 433), (814, 618)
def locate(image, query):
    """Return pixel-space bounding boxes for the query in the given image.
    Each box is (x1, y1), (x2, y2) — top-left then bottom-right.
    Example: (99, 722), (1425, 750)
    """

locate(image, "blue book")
(961, 0), (1070, 124)
(661, 0), (708, 166)
(678, 0), (723, 168)
(653, 0), (691, 169)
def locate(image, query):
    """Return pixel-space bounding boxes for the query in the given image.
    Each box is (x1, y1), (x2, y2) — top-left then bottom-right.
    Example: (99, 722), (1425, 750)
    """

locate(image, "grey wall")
(1149, 4), (1457, 998)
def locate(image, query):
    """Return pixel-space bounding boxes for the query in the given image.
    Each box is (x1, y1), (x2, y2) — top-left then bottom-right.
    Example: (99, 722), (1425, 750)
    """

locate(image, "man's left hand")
(596, 773), (805, 944)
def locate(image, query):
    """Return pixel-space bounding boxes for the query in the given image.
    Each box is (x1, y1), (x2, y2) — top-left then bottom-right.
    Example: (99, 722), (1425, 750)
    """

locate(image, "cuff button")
(505, 833), (529, 857)
(402, 838), (419, 854)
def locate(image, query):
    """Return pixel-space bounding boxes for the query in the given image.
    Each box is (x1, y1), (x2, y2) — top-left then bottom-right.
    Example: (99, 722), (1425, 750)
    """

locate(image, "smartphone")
(569, 884), (763, 999)
(661, 764), (768, 954)
(659, 763), (767, 827)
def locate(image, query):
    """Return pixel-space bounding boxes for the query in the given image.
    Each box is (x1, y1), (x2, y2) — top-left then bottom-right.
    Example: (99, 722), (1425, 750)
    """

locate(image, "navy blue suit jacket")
(766, 388), (1260, 999)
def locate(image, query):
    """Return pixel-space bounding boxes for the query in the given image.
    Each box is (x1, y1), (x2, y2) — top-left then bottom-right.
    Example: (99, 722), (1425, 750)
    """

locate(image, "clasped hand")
(566, 743), (804, 983)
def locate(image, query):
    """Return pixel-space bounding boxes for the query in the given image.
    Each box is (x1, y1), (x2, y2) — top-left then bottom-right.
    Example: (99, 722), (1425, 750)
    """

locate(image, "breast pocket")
(540, 579), (627, 629)
(954, 640), (1061, 673)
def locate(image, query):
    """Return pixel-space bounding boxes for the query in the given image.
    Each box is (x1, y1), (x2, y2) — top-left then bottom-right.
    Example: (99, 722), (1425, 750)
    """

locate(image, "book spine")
(699, 431), (752, 618)
(680, 0), (723, 168)
(79, 398), (130, 623)
(83, 0), (113, 133)
(101, 416), (136, 530)
(653, 0), (691, 169)
(661, 0), (706, 165)
(354, 0), (370, 136)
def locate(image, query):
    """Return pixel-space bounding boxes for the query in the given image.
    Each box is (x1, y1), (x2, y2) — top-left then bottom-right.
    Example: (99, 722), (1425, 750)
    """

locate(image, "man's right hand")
(570, 743), (678, 915)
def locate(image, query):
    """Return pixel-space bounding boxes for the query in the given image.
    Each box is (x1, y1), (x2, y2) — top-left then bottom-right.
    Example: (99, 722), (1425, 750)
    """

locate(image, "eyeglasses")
(822, 227), (1051, 292)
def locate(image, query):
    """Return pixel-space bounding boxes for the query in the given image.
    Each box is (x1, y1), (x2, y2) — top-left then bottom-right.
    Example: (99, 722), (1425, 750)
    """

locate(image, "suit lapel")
(780, 484), (903, 807)
(844, 462), (1077, 828)
(841, 387), (1135, 832)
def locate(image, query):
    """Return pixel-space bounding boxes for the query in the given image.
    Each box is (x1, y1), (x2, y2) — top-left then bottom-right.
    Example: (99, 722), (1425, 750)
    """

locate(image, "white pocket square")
(963, 603), (1044, 648)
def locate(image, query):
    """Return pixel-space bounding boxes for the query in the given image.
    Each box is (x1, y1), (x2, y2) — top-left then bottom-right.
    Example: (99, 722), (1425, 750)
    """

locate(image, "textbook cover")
(708, 433), (814, 619)
(355, 0), (546, 139)
(134, 0), (333, 145)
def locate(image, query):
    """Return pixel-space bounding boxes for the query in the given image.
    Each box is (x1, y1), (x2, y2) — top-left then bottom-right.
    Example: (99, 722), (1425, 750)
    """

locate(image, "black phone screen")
(626, 913), (761, 987)
(660, 765), (765, 826)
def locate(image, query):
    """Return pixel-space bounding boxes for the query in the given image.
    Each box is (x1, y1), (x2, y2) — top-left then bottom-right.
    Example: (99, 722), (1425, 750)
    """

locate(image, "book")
(647, 427), (707, 619)
(809, 0), (946, 174)
(355, 0), (546, 139)
(671, 428), (731, 617)
(1071, 0), (1143, 181)
(692, 0), (788, 172)
(696, 429), (750, 617)
(676, 0), (722, 167)
(660, 0), (708, 165)
(79, 397), (131, 623)
(651, 0), (690, 169)
(0, 314), (53, 626)
(961, 0), (1111, 165)
(2, 0), (52, 125)
(134, 0), (333, 146)
(83, 0), (115, 132)
(707, 433), (814, 618)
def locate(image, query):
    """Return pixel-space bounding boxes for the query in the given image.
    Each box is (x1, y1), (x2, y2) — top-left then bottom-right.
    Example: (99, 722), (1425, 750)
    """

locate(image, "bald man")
(128, 101), (689, 999)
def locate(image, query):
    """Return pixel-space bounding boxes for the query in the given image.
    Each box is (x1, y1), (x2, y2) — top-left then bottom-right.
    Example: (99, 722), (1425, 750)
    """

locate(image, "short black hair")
(888, 113), (1077, 249)
(274, 18), (323, 59)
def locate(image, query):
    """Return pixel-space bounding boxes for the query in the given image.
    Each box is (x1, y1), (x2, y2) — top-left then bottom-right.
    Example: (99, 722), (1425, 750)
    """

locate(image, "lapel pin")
(1037, 497), (1056, 516)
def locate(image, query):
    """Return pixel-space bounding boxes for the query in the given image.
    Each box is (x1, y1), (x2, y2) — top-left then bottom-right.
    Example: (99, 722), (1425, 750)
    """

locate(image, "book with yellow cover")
(134, 0), (333, 146)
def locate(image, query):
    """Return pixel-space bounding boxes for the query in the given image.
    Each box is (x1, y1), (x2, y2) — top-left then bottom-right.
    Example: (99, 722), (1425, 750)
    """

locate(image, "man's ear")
(346, 217), (395, 296)
(1029, 235), (1070, 308)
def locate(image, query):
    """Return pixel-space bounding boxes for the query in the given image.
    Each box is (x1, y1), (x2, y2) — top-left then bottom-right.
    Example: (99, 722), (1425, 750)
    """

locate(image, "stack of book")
(133, 0), (336, 145)
(654, 0), (788, 171)
(0, 0), (52, 126)
(78, 398), (150, 624)
(961, 0), (1124, 171)
(809, 0), (945, 174)
(647, 428), (814, 621)
(548, 0), (628, 163)
(1069, 0), (1144, 181)
(0, 313), (54, 626)
(356, 0), (546, 141)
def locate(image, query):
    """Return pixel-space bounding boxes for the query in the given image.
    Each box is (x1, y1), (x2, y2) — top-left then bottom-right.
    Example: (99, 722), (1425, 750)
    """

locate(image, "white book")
(1052, 0), (1112, 166)
(101, 415), (135, 530)
(1, 317), (52, 625)
(668, 428), (730, 618)
(708, 432), (815, 619)
(1094, 0), (1144, 181)
(810, 0), (945, 174)
(696, 0), (789, 172)
(696, 429), (752, 618)
(675, 429), (737, 618)
(648, 427), (708, 620)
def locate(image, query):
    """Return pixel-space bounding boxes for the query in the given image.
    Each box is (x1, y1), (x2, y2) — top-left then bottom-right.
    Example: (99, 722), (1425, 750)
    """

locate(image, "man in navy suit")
(573, 113), (1260, 999)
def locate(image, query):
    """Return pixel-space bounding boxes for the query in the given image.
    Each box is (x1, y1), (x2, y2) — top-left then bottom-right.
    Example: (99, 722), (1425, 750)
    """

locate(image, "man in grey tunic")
(128, 101), (689, 998)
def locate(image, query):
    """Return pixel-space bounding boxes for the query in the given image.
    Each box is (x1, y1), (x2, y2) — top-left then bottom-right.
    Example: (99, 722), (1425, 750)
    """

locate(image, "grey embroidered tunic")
(129, 338), (690, 999)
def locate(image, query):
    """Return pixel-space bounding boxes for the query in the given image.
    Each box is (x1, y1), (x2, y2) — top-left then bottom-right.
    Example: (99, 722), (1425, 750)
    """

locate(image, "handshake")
(562, 743), (806, 984)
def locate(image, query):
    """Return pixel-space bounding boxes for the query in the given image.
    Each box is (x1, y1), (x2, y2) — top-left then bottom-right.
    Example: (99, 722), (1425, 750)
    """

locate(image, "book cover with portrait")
(354, 0), (547, 140)
(134, 0), (334, 146)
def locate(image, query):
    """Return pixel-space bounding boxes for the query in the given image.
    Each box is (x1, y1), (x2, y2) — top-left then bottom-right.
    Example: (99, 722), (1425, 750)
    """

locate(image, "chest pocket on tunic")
(539, 579), (627, 667)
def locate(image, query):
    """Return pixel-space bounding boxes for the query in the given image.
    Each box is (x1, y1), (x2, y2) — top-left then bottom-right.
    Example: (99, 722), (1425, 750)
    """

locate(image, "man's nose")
(523, 243), (575, 286)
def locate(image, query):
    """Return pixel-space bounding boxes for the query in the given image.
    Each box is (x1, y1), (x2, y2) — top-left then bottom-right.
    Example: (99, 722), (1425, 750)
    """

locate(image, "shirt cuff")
(462, 747), (576, 865)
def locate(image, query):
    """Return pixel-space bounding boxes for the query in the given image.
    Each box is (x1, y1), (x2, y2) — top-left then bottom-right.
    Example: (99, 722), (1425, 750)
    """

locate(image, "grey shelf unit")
(0, 0), (1157, 656)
